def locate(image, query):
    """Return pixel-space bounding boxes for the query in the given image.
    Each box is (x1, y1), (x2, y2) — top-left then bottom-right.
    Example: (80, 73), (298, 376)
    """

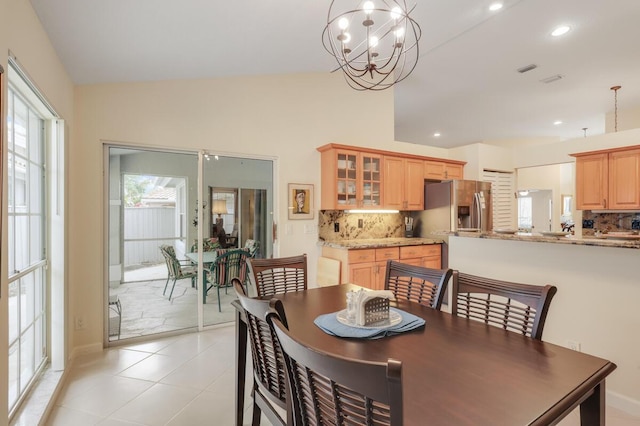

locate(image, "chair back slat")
(268, 314), (403, 426)
(452, 271), (557, 340)
(248, 254), (308, 297)
(384, 260), (452, 310)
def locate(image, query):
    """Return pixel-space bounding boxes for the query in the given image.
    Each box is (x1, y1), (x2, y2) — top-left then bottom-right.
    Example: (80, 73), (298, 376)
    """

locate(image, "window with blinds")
(483, 170), (515, 230)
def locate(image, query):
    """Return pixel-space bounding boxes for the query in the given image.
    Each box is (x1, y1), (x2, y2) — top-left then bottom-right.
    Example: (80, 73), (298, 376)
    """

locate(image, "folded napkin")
(348, 289), (396, 326)
(314, 308), (425, 339)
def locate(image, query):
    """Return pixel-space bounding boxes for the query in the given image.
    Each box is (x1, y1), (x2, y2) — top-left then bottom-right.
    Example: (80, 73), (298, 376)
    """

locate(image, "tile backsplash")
(318, 210), (406, 241)
(581, 211), (640, 236)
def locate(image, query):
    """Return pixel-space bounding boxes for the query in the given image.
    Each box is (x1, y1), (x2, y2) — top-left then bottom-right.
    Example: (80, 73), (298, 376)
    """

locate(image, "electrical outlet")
(334, 222), (340, 232)
(567, 340), (581, 352)
(358, 219), (363, 228)
(75, 316), (86, 330)
(582, 219), (594, 229)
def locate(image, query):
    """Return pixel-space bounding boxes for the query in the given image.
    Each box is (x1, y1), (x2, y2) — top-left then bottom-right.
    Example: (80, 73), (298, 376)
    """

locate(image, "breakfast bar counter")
(447, 234), (640, 407)
(441, 230), (640, 249)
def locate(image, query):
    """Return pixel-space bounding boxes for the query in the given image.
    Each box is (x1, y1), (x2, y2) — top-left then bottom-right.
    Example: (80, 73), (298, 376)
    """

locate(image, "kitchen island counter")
(433, 230), (640, 249)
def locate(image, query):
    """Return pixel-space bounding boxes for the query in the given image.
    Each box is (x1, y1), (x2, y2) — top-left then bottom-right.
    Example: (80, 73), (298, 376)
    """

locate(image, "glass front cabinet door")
(319, 147), (383, 210)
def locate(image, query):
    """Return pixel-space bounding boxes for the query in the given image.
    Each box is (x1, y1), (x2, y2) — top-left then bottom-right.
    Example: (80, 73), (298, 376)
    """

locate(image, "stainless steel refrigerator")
(413, 179), (492, 267)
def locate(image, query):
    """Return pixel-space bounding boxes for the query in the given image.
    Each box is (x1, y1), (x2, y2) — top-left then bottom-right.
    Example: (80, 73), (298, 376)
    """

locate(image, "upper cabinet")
(424, 161), (464, 180)
(571, 145), (640, 210)
(318, 144), (466, 210)
(319, 146), (382, 210)
(384, 156), (425, 210)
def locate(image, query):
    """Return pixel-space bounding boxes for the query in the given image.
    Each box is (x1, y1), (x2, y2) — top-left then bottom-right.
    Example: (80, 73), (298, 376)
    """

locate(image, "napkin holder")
(363, 297), (390, 326)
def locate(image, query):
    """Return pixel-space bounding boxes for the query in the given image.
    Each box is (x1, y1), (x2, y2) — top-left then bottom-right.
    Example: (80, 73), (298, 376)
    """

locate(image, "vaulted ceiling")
(30, 0), (640, 148)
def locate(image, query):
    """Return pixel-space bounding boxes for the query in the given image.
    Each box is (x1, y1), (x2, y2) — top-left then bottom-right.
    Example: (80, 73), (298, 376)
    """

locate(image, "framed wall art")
(288, 183), (314, 220)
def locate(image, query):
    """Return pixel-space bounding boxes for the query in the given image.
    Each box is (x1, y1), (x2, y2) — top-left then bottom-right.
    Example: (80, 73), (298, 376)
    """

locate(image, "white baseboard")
(608, 390), (640, 418)
(69, 342), (103, 360)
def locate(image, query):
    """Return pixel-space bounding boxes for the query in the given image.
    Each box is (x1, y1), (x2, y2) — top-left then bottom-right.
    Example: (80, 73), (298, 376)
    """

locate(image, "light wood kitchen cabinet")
(322, 246), (399, 290)
(318, 147), (382, 210)
(399, 245), (442, 269)
(609, 148), (640, 209)
(322, 244), (441, 290)
(572, 145), (640, 210)
(424, 161), (464, 180)
(384, 156), (425, 210)
(318, 144), (466, 211)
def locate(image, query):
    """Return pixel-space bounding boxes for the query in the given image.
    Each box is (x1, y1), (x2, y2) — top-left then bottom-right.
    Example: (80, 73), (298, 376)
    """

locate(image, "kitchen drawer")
(347, 249), (376, 264)
(400, 244), (440, 259)
(375, 247), (399, 261)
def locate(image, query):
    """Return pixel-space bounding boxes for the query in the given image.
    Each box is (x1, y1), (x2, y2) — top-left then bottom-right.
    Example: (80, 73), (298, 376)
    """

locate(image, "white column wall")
(449, 236), (640, 414)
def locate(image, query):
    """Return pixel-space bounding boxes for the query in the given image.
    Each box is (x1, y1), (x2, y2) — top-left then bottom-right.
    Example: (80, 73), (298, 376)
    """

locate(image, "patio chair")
(159, 245), (197, 301)
(233, 279), (288, 426)
(384, 260), (452, 310)
(243, 239), (260, 258)
(268, 310), (403, 426)
(451, 270), (557, 340)
(205, 248), (250, 311)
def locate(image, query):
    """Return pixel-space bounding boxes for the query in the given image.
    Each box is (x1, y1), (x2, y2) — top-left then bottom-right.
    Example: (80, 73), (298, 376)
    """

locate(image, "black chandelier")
(322, 0), (421, 91)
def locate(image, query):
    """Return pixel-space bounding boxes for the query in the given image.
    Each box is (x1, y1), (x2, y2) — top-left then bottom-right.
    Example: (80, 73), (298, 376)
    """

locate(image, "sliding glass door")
(106, 147), (274, 340)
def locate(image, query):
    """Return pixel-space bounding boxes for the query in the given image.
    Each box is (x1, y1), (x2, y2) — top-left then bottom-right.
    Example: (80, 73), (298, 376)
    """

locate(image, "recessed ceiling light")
(433, 132), (441, 137)
(551, 25), (571, 37)
(554, 120), (563, 125)
(489, 2), (503, 11)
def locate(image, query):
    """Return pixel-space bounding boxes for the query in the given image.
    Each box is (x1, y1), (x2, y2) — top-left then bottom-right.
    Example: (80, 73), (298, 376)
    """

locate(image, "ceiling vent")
(517, 64), (537, 73)
(540, 74), (564, 84)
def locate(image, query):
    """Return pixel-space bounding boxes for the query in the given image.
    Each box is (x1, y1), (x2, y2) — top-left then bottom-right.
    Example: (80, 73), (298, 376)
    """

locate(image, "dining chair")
(268, 311), (403, 426)
(205, 248), (250, 310)
(451, 270), (558, 340)
(159, 245), (198, 301)
(384, 260), (452, 310)
(232, 279), (288, 426)
(248, 254), (307, 297)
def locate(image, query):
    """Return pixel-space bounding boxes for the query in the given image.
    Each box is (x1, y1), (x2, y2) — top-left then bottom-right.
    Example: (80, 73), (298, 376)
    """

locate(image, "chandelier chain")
(610, 85), (621, 132)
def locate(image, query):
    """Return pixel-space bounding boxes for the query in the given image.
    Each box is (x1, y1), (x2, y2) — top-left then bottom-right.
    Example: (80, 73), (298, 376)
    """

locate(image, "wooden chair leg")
(251, 401), (262, 426)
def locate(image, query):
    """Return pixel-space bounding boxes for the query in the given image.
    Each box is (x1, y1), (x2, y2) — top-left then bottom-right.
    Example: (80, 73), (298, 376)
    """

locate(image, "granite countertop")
(318, 237), (444, 249)
(447, 230), (640, 249)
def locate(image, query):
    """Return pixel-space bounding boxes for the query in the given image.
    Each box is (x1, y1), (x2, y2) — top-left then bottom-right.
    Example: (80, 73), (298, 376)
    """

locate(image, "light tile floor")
(44, 325), (274, 426)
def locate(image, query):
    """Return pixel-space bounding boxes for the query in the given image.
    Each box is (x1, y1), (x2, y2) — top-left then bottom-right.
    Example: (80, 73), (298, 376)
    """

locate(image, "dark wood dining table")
(234, 284), (616, 425)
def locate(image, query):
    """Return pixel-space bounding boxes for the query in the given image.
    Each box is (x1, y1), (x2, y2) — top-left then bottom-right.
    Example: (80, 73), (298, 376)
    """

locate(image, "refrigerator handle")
(474, 192), (482, 230)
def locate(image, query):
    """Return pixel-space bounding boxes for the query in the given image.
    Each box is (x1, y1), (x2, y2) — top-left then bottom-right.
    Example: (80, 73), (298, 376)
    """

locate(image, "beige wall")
(71, 73), (399, 348)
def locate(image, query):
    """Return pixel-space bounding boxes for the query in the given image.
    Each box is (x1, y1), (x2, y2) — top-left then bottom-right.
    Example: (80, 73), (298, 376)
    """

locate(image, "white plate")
(336, 309), (402, 329)
(541, 231), (570, 237)
(494, 229), (517, 234)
